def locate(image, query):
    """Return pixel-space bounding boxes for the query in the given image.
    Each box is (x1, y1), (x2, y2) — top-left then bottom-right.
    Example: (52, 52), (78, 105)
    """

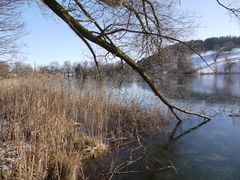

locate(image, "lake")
(108, 74), (240, 180)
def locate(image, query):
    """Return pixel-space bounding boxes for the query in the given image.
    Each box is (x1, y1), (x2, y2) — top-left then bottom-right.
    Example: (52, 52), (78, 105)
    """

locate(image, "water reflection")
(190, 75), (240, 97)
(108, 74), (240, 180)
(168, 118), (211, 142)
(115, 74), (240, 104)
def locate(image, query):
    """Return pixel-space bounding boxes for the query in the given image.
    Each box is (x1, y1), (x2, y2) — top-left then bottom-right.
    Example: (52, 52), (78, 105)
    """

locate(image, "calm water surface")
(110, 75), (240, 180)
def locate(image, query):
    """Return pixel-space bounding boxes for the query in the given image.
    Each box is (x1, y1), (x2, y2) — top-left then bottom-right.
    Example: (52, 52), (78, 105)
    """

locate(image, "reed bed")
(0, 74), (166, 179)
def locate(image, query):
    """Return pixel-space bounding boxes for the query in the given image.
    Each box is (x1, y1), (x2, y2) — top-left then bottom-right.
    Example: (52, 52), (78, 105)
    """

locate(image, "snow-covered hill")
(191, 48), (240, 74)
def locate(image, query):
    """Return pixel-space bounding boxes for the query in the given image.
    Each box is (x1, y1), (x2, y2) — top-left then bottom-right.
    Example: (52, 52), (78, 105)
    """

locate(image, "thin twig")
(104, 166), (174, 176)
(169, 160), (178, 174)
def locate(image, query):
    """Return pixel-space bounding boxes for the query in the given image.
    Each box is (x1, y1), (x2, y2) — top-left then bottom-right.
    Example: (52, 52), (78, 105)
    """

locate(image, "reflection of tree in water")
(223, 75), (235, 95)
(135, 75), (240, 103)
(167, 118), (211, 143)
(124, 118), (213, 179)
(133, 75), (195, 100)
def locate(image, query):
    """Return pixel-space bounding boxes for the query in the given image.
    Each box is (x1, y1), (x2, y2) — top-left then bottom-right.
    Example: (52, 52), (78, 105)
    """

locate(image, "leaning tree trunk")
(42, 0), (211, 121)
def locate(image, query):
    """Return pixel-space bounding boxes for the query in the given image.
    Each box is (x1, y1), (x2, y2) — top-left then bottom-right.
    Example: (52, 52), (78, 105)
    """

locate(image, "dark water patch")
(101, 74), (240, 180)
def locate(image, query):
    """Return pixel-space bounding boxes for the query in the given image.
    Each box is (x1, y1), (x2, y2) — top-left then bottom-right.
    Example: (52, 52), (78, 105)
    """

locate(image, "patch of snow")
(191, 48), (240, 74)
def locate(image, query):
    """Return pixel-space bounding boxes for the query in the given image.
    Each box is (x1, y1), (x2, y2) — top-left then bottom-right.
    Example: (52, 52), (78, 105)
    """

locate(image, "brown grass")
(0, 74), (166, 179)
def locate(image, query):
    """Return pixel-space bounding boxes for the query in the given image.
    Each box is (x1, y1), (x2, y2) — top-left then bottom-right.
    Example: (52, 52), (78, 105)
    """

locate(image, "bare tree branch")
(216, 0), (240, 18)
(104, 28), (216, 72)
(78, 33), (101, 77)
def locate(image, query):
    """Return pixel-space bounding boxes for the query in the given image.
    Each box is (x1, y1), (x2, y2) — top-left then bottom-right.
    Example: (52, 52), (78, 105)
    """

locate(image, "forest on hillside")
(187, 36), (240, 51)
(139, 36), (240, 75)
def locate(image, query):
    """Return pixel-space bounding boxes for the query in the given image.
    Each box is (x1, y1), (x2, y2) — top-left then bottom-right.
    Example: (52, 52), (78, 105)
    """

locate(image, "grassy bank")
(0, 74), (166, 179)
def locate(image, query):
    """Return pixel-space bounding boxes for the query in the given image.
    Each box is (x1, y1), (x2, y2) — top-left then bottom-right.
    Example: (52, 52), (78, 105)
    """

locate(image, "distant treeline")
(187, 36), (240, 51)
(139, 36), (240, 75)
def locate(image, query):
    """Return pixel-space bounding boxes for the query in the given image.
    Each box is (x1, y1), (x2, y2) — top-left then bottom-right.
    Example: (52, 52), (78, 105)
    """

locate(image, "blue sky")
(22, 0), (240, 66)
(179, 0), (240, 38)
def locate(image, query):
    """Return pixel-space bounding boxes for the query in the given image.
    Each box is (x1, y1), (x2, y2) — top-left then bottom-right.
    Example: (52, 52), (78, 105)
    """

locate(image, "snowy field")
(191, 48), (240, 74)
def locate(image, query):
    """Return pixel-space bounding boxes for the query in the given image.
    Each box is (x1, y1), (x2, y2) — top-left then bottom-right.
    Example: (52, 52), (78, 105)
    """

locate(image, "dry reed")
(0, 74), (166, 179)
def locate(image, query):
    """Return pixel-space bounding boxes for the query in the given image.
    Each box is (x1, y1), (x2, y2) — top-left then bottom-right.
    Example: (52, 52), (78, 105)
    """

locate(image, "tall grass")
(0, 74), (166, 179)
